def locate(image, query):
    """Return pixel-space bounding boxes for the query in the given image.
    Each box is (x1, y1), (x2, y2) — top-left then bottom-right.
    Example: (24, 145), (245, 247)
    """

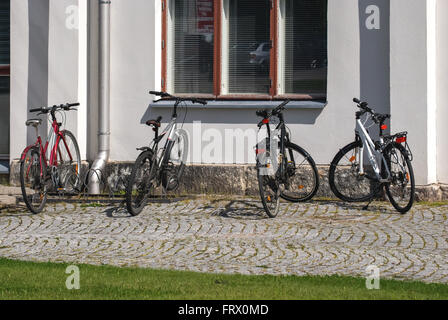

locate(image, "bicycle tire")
(161, 129), (188, 191)
(329, 141), (379, 202)
(57, 130), (81, 193)
(280, 142), (319, 202)
(384, 142), (415, 214)
(20, 147), (47, 214)
(256, 138), (281, 218)
(125, 150), (155, 216)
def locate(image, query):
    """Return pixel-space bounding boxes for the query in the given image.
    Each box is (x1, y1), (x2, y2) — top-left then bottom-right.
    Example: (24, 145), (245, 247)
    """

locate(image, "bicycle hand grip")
(68, 103), (80, 107)
(273, 99), (291, 114)
(191, 98), (207, 105)
(256, 110), (268, 118)
(150, 91), (170, 98)
(353, 98), (361, 104)
(29, 108), (42, 113)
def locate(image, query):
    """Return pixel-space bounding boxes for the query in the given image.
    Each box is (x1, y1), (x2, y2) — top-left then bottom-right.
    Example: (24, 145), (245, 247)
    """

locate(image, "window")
(279, 0), (327, 95)
(166, 0), (215, 94)
(226, 0), (270, 94)
(162, 0), (328, 99)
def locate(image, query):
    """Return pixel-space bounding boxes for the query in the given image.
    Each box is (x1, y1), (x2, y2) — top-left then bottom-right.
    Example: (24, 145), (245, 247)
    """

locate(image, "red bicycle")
(20, 103), (81, 214)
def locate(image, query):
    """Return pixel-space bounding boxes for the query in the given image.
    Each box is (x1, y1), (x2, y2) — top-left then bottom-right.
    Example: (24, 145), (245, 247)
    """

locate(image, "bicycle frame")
(257, 113), (289, 181)
(355, 119), (391, 182)
(21, 117), (73, 179)
(154, 116), (178, 167)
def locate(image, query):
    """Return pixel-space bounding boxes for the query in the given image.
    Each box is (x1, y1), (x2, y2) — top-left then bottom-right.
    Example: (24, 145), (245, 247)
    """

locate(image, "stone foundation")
(8, 160), (448, 201)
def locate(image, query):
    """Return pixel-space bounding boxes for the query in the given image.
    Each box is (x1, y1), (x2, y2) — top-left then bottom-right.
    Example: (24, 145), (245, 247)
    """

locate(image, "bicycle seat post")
(25, 119), (42, 138)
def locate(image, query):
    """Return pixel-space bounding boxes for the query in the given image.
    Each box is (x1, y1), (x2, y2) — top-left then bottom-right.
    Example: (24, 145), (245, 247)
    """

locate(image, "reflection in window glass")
(283, 0), (327, 94)
(172, 0), (214, 94)
(228, 0), (270, 94)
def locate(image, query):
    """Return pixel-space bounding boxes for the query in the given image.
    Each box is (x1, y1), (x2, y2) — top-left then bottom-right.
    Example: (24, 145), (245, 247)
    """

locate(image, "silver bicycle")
(329, 98), (415, 213)
(125, 91), (207, 216)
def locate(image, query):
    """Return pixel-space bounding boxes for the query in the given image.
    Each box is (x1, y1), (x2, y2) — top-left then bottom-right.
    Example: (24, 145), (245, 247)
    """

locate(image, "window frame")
(161, 0), (327, 101)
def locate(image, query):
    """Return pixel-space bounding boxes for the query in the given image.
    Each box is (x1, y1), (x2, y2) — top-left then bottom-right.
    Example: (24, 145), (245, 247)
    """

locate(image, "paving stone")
(0, 195), (17, 206)
(0, 198), (447, 283)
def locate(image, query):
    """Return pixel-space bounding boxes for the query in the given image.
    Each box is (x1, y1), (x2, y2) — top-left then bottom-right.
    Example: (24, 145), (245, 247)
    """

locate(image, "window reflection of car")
(249, 42), (270, 67)
(229, 42), (257, 65)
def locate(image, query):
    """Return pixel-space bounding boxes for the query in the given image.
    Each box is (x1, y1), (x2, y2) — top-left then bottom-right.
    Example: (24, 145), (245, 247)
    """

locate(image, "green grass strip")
(0, 258), (447, 300)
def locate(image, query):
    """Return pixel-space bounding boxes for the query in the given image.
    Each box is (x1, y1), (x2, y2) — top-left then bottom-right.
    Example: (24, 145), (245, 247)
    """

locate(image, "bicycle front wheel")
(329, 141), (379, 202)
(256, 138), (281, 218)
(20, 147), (47, 214)
(57, 130), (81, 193)
(384, 142), (415, 214)
(162, 129), (188, 191)
(126, 150), (155, 216)
(281, 142), (319, 202)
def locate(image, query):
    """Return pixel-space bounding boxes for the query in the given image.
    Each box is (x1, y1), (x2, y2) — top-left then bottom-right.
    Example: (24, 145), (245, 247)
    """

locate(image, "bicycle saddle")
(25, 119), (42, 127)
(146, 116), (162, 128)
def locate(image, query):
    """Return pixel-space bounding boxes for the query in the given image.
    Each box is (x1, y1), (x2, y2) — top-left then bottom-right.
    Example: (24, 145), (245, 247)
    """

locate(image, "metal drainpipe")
(88, 0), (111, 194)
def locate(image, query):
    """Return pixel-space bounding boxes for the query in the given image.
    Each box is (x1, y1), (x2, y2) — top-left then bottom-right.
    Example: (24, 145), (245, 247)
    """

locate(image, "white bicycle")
(329, 98), (415, 213)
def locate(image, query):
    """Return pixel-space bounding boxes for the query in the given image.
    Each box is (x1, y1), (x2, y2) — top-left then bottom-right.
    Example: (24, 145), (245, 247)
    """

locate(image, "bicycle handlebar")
(353, 98), (390, 123)
(150, 91), (208, 106)
(256, 100), (291, 128)
(29, 103), (80, 114)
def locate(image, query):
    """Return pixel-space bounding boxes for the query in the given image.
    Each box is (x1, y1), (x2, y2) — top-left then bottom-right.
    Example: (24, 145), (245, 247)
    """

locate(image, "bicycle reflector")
(262, 119), (270, 124)
(381, 125), (387, 130)
(396, 136), (407, 144)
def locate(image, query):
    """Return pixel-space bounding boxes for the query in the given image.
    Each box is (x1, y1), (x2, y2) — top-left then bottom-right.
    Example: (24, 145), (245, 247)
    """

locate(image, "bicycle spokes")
(385, 145), (414, 212)
(281, 146), (319, 202)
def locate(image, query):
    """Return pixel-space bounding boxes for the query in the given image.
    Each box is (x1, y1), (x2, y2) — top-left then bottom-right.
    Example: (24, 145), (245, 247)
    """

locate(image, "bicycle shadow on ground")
(311, 199), (402, 215)
(206, 199), (269, 220)
(0, 204), (35, 217)
(103, 205), (132, 219)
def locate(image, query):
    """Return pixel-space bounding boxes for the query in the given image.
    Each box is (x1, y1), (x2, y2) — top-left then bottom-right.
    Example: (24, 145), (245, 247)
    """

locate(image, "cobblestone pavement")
(0, 197), (447, 283)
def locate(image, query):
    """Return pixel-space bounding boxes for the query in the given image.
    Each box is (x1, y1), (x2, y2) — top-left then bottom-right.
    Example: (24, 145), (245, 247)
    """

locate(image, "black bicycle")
(125, 91), (207, 216)
(328, 98), (415, 213)
(255, 100), (319, 218)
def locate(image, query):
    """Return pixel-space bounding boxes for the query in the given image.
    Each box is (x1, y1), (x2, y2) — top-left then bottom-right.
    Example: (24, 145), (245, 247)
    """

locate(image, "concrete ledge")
(150, 100), (327, 109)
(8, 160), (448, 202)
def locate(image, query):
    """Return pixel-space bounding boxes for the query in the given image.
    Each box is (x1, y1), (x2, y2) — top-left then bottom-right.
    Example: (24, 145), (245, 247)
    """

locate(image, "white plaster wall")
(109, 0), (159, 161)
(11, 0), (436, 186)
(10, 0), (29, 161)
(390, 0), (433, 185)
(436, 0), (448, 184)
(108, 0), (361, 166)
(10, 0), (82, 161)
(47, 0), (79, 136)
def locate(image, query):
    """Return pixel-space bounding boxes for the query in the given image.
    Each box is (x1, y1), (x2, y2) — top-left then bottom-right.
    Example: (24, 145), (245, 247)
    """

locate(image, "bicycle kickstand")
(362, 184), (383, 211)
(362, 199), (374, 211)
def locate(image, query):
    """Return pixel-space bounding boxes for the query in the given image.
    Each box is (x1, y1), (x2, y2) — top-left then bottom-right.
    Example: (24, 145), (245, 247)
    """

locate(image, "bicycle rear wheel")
(20, 147), (47, 214)
(281, 142), (319, 202)
(57, 130), (81, 193)
(126, 150), (155, 216)
(384, 142), (415, 213)
(329, 141), (379, 202)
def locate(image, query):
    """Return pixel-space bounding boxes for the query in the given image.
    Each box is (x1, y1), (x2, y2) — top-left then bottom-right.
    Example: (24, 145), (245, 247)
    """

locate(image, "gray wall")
(390, 0), (435, 185)
(10, 0), (79, 161)
(437, 0), (448, 183)
(11, 0), (445, 186)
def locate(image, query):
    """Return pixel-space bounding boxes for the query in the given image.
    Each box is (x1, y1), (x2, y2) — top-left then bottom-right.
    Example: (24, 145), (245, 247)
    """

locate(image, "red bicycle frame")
(21, 118), (73, 179)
